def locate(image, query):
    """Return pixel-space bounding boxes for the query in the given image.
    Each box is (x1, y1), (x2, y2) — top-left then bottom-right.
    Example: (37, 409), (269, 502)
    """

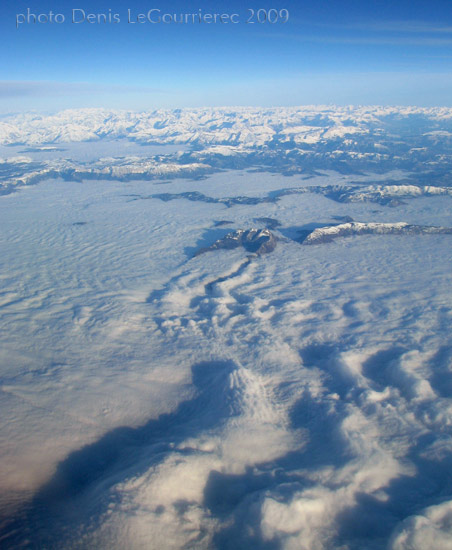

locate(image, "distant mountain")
(303, 222), (452, 244)
(2, 106), (452, 149)
(3, 106), (452, 195)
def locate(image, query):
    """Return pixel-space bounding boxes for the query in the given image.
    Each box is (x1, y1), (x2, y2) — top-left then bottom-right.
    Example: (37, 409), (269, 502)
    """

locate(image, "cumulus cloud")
(389, 500), (452, 550)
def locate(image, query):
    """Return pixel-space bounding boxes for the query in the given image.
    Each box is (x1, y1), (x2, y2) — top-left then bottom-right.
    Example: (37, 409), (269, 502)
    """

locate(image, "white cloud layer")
(0, 123), (451, 548)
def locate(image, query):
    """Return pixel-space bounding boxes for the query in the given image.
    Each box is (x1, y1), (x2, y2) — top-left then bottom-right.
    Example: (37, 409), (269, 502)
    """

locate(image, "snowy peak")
(196, 228), (277, 256)
(303, 222), (452, 244)
(2, 105), (452, 147)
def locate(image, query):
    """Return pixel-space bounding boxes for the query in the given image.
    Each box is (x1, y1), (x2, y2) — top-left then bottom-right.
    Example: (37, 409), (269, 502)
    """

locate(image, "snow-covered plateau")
(0, 107), (452, 550)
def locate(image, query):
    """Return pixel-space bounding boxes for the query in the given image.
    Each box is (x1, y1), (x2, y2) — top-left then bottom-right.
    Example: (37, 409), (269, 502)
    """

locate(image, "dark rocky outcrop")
(196, 228), (277, 256)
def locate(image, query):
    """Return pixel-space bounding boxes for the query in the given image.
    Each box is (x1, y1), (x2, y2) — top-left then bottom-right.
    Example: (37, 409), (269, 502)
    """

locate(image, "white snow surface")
(1, 105), (452, 147)
(303, 221), (452, 244)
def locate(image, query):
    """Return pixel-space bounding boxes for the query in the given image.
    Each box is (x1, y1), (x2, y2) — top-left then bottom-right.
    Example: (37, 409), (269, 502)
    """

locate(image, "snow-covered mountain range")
(2, 106), (452, 147)
(2, 106), (452, 196)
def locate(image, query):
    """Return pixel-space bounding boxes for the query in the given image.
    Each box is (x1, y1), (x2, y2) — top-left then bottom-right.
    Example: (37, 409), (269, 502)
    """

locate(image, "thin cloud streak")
(304, 20), (452, 34)
(0, 81), (168, 99)
(266, 33), (452, 47)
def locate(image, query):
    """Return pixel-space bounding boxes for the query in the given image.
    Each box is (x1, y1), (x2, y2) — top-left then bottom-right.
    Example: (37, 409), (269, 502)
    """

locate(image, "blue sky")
(1, 0), (452, 111)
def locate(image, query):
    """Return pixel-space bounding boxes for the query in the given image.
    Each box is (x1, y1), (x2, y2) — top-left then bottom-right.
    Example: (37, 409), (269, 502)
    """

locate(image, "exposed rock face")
(240, 229), (277, 253)
(150, 191), (277, 207)
(196, 228), (277, 256)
